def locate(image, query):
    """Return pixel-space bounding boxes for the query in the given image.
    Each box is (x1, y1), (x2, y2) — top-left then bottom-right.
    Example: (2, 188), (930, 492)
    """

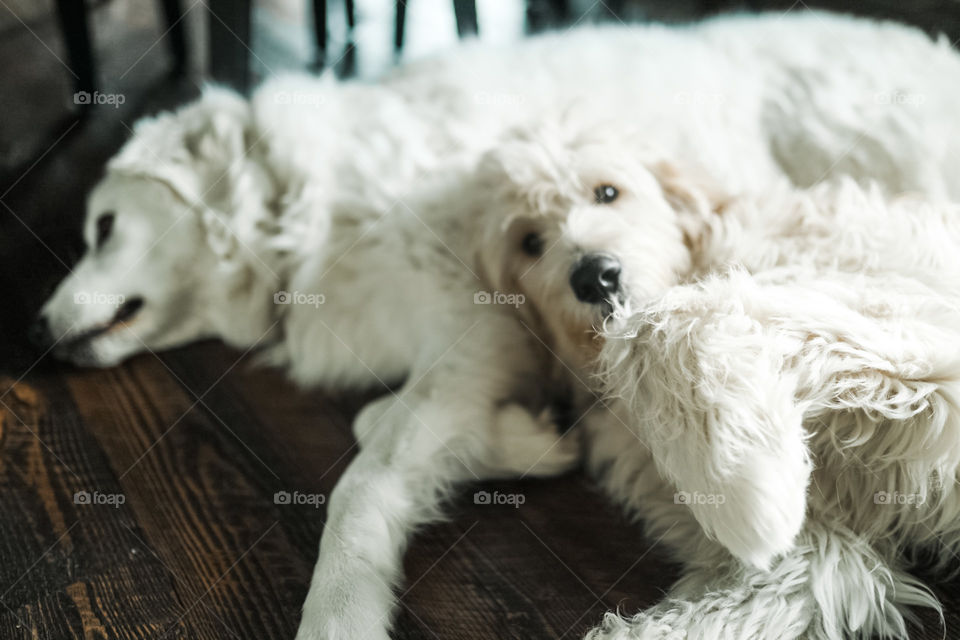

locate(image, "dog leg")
(351, 394), (396, 449)
(296, 367), (573, 639)
(296, 391), (486, 640)
(354, 391), (581, 480)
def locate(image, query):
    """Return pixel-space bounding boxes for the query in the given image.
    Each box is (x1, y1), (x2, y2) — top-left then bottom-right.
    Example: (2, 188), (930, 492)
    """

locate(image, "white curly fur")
(477, 118), (960, 637)
(590, 184), (960, 639)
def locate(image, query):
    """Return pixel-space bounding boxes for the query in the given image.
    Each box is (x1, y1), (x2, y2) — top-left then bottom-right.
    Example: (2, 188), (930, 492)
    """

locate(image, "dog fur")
(34, 11), (960, 640)
(476, 116), (960, 638)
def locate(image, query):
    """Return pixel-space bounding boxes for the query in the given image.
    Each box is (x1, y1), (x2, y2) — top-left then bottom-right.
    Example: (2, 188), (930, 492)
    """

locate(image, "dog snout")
(28, 314), (54, 349)
(570, 254), (621, 304)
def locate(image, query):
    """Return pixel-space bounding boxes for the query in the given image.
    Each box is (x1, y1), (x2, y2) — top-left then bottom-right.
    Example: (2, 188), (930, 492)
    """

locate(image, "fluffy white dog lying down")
(38, 90), (584, 639)
(476, 121), (960, 639)
(35, 10), (960, 367)
(32, 11), (960, 640)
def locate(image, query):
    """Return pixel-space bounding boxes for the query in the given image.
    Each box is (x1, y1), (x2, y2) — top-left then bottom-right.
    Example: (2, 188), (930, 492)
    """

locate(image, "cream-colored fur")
(593, 185), (960, 640)
(477, 116), (960, 638)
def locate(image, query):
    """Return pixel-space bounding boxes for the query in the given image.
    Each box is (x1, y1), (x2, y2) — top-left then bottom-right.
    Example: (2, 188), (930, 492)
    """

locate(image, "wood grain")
(0, 340), (683, 640)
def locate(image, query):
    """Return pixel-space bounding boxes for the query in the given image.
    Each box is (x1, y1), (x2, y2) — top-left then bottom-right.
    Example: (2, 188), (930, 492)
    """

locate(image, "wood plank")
(0, 375), (189, 639)
(63, 354), (299, 639)
(396, 473), (671, 640)
(158, 342), (363, 561)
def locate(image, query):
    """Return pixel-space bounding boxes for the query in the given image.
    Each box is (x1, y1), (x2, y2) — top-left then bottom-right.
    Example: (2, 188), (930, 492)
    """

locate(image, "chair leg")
(312, 0), (327, 69)
(453, 0), (478, 37)
(158, 0), (188, 75)
(346, 0), (356, 30)
(395, 0), (406, 53)
(52, 0), (96, 105)
(339, 0), (356, 77)
(208, 0), (252, 93)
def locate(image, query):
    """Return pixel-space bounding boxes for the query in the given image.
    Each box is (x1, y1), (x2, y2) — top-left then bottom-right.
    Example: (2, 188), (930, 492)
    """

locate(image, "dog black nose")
(570, 254), (621, 304)
(28, 315), (53, 348)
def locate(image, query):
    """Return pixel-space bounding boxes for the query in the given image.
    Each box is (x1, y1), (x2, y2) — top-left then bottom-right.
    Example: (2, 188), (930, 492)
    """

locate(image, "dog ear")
(108, 86), (251, 208)
(106, 87), (253, 261)
(478, 126), (547, 187)
(181, 87), (250, 172)
(648, 160), (730, 255)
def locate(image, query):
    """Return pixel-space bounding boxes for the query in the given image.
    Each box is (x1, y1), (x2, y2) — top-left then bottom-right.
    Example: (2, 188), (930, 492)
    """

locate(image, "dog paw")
(489, 404), (582, 477)
(296, 597), (393, 640)
(295, 619), (391, 640)
(296, 565), (395, 640)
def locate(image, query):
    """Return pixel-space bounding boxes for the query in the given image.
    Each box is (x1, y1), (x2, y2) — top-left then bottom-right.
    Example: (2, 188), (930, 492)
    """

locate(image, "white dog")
(34, 12), (960, 640)
(35, 87), (585, 640)
(475, 118), (960, 639)
(36, 9), (960, 381)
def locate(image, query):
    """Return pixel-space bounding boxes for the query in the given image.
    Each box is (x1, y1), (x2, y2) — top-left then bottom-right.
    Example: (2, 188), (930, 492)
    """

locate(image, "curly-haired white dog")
(476, 120), (960, 639)
(33, 11), (960, 640)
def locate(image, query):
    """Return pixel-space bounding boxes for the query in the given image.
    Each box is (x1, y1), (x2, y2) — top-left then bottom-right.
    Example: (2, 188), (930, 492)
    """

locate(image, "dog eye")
(594, 184), (619, 204)
(521, 232), (543, 257)
(96, 212), (115, 249)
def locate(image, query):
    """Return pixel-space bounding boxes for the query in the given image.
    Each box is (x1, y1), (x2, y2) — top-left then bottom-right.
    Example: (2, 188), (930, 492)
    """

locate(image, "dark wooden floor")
(0, 342), (687, 640)
(2, 2), (960, 639)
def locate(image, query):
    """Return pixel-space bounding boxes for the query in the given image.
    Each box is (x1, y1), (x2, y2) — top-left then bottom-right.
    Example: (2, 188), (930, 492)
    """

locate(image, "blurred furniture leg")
(159, 0), (188, 75)
(208, 0), (251, 93)
(453, 0), (478, 36)
(312, 0), (328, 68)
(312, 0), (356, 75)
(52, 0), (96, 105)
(395, 0), (406, 53)
(341, 0), (356, 76)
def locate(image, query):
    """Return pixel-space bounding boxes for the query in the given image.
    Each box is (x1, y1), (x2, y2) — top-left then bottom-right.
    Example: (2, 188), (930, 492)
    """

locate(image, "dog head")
(33, 88), (279, 367)
(476, 118), (723, 370)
